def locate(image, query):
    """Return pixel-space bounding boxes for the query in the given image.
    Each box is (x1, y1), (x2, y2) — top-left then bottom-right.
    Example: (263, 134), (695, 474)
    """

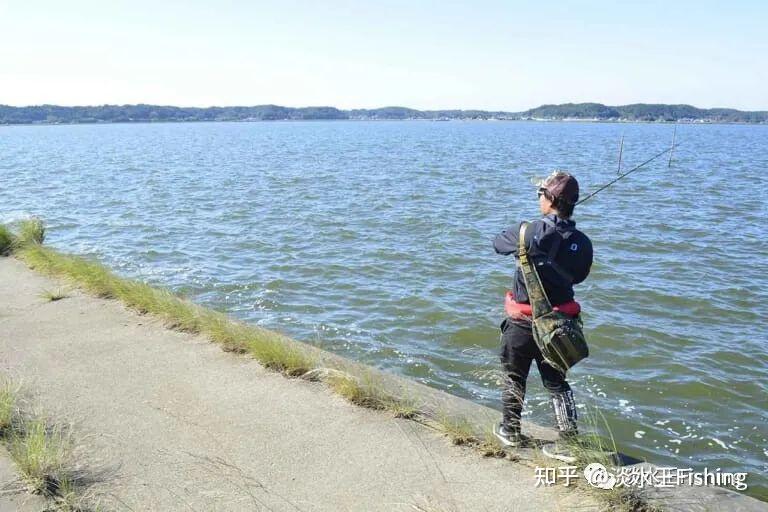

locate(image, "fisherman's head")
(537, 170), (579, 218)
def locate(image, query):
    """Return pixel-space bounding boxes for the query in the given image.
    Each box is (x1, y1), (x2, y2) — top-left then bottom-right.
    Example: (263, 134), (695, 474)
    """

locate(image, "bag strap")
(518, 222), (553, 318)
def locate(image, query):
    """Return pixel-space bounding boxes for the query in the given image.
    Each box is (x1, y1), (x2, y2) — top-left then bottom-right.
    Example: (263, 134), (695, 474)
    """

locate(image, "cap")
(535, 170), (579, 204)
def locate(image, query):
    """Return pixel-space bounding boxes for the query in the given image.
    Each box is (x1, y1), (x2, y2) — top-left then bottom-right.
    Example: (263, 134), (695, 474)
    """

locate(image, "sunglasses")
(537, 187), (548, 198)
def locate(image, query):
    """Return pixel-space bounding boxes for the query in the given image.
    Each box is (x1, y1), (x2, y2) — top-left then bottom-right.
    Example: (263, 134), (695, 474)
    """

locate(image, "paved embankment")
(0, 257), (600, 511)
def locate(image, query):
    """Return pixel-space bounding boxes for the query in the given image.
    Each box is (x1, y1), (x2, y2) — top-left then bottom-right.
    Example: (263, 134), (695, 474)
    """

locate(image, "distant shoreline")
(2, 118), (766, 128)
(1, 102), (766, 125)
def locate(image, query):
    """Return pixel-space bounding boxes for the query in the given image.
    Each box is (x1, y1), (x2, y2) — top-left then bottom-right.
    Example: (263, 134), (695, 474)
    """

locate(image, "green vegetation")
(17, 218), (45, 245)
(326, 372), (390, 409)
(0, 381), (18, 432)
(4, 219), (406, 402)
(0, 104), (348, 124)
(0, 225), (14, 255)
(9, 419), (72, 497)
(15, 240), (317, 377)
(2, 102), (764, 124)
(0, 378), (98, 511)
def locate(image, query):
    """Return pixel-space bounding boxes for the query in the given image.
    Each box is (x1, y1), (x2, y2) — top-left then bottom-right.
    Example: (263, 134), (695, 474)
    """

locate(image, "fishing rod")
(616, 135), (624, 175)
(668, 125), (677, 168)
(576, 141), (681, 206)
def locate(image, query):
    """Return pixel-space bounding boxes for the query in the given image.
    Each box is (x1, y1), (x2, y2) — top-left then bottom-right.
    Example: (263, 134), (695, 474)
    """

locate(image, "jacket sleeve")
(493, 222), (523, 255)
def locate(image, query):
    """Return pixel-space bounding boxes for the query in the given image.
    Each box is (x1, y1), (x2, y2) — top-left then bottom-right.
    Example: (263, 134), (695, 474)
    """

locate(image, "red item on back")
(505, 290), (581, 317)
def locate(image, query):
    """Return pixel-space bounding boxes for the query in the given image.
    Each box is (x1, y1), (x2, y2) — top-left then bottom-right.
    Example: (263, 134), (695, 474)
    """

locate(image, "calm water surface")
(2, 121), (766, 498)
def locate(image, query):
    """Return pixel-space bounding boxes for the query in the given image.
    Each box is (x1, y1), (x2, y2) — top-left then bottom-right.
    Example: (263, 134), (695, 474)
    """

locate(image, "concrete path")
(0, 257), (597, 511)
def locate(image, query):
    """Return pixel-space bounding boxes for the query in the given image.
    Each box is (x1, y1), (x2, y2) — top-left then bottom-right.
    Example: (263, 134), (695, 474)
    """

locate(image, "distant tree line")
(523, 103), (768, 123)
(0, 104), (349, 124)
(0, 103), (765, 124)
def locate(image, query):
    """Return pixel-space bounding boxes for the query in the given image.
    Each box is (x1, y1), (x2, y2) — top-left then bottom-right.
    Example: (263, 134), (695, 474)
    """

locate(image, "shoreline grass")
(2, 219), (659, 511)
(0, 225), (14, 256)
(5, 221), (498, 441)
(529, 404), (662, 512)
(14, 234), (317, 377)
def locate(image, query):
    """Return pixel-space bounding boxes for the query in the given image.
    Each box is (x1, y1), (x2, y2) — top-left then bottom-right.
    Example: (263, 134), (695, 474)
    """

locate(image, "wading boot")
(493, 423), (530, 448)
(551, 389), (578, 435)
(542, 390), (579, 463)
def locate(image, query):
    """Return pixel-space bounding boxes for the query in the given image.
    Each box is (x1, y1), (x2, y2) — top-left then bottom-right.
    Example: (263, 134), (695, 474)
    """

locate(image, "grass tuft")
(478, 428), (506, 458)
(386, 398), (419, 420)
(327, 372), (390, 409)
(243, 331), (316, 376)
(0, 379), (100, 510)
(9, 418), (72, 497)
(0, 225), (14, 255)
(434, 413), (477, 446)
(40, 288), (70, 302)
(200, 312), (252, 353)
(17, 218), (45, 246)
(0, 381), (18, 433)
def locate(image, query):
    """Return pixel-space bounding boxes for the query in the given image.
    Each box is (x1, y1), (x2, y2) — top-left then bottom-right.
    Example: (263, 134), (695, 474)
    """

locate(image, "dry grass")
(433, 413), (477, 446)
(0, 380), (18, 433)
(478, 428), (507, 458)
(386, 398), (419, 420)
(427, 413), (506, 458)
(40, 287), (70, 302)
(553, 406), (660, 512)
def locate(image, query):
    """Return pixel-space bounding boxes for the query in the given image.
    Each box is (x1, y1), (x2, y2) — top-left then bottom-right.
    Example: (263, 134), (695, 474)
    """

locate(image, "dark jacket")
(493, 214), (593, 305)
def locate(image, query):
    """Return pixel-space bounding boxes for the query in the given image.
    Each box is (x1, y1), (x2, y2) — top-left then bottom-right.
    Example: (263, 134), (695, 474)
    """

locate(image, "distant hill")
(523, 103), (768, 123)
(0, 104), (348, 124)
(0, 102), (765, 124)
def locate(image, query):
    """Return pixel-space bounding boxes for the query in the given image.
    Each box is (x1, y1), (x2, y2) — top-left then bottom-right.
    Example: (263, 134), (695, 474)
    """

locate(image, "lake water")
(2, 120), (766, 499)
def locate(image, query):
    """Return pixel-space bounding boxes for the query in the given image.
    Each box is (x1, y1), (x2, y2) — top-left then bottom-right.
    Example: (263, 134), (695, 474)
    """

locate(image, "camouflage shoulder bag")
(518, 222), (589, 373)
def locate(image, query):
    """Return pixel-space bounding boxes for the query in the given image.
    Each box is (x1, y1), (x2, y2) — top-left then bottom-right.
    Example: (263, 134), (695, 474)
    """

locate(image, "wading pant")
(499, 317), (578, 436)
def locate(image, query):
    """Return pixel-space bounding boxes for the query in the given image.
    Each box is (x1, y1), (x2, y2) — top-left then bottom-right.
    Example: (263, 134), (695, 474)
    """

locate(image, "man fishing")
(492, 171), (593, 452)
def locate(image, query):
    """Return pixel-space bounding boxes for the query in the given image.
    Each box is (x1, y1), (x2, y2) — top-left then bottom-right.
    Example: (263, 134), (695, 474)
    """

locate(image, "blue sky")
(1, 0), (766, 110)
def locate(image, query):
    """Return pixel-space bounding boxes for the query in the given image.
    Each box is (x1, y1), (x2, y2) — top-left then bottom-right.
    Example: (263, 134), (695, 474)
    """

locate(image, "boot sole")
(541, 442), (577, 464)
